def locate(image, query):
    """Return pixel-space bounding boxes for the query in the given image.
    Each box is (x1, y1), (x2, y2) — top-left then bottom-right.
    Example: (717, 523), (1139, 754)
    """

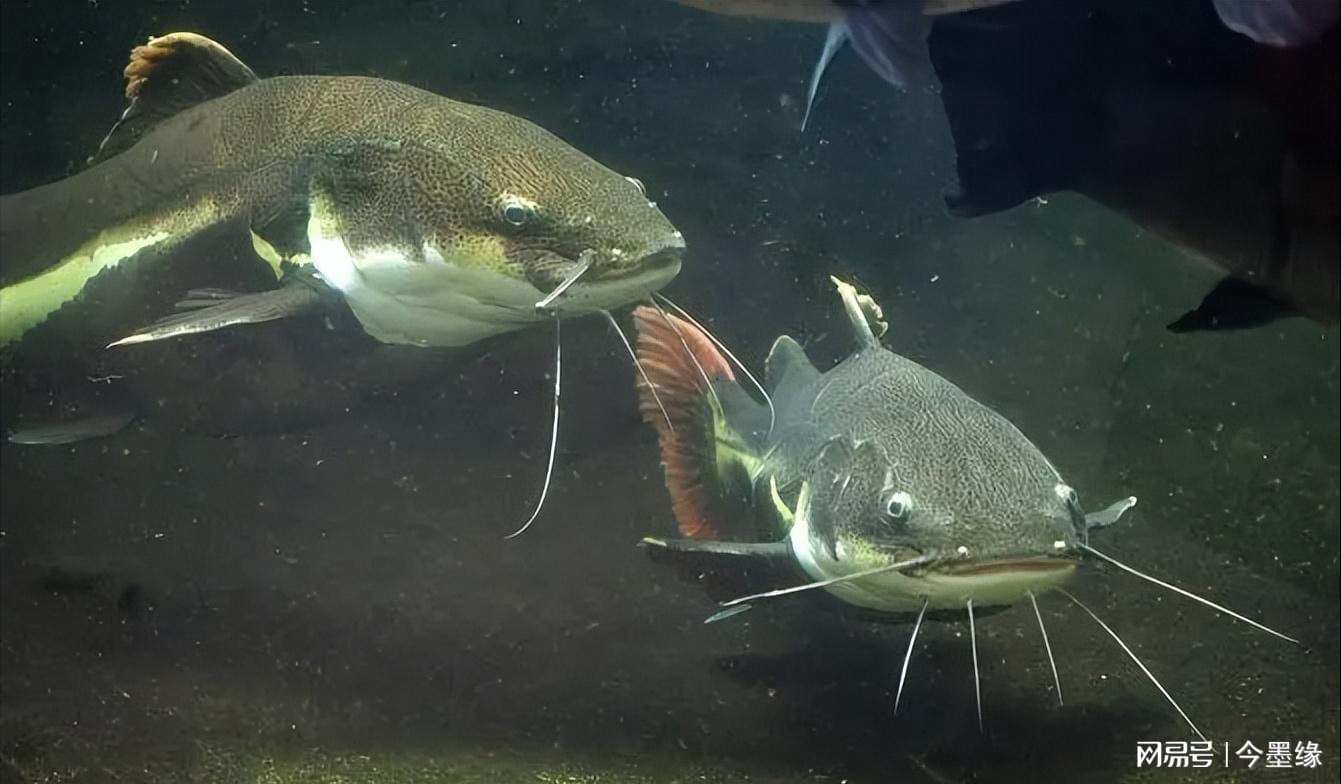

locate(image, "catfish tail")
(631, 305), (743, 540)
(0, 163), (155, 287)
(0, 32), (262, 345)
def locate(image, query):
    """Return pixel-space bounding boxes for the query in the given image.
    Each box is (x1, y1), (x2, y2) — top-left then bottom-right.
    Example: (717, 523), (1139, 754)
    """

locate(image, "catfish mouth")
(519, 229), (686, 289)
(536, 245), (683, 313)
(936, 555), (1081, 577)
(824, 553), (1081, 615)
(592, 246), (683, 283)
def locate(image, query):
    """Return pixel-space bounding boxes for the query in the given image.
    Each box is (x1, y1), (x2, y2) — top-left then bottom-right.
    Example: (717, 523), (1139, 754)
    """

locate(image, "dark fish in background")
(1214, 0), (1340, 47)
(667, 1), (1316, 133)
(6, 411), (135, 445)
(670, 1), (1020, 129)
(926, 0), (1339, 331)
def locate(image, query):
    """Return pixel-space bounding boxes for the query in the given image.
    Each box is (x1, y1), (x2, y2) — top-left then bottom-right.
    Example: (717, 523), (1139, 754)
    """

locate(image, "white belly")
(307, 214), (677, 348)
(309, 236), (546, 347)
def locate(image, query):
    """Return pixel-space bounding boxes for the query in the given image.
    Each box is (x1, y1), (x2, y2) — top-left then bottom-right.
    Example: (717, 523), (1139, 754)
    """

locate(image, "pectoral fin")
(640, 537), (790, 559)
(7, 412), (136, 446)
(802, 21), (850, 132)
(1214, 0), (1339, 47)
(801, 1), (926, 132)
(107, 283), (323, 348)
(1085, 496), (1137, 530)
(640, 536), (792, 604)
(830, 276), (887, 349)
(704, 604), (755, 624)
(843, 1), (928, 91)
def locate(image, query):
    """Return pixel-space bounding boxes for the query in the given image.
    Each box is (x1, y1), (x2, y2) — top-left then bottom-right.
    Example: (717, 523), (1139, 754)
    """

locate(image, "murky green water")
(2, 2), (1337, 782)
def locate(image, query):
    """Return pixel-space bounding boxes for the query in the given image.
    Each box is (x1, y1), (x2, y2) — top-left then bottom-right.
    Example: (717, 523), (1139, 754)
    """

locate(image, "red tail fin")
(632, 306), (736, 540)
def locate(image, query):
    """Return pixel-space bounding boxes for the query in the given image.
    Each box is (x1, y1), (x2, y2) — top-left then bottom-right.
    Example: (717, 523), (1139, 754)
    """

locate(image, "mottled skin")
(748, 333), (1083, 574)
(636, 280), (1099, 614)
(0, 36), (682, 346)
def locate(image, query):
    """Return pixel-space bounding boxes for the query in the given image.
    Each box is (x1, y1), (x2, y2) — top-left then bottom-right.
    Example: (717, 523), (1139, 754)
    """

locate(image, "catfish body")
(3, 74), (421, 286)
(0, 33), (684, 349)
(631, 283), (1298, 743)
(632, 281), (1108, 615)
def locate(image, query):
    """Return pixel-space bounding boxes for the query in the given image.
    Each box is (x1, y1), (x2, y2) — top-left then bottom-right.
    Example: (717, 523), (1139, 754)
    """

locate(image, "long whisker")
(1058, 588), (1207, 742)
(1080, 544), (1297, 644)
(602, 309), (672, 432)
(534, 256), (593, 311)
(653, 293), (776, 436)
(967, 598), (983, 734)
(893, 598), (927, 715)
(718, 555), (933, 608)
(1028, 590), (1063, 706)
(505, 319), (562, 539)
(649, 299), (723, 413)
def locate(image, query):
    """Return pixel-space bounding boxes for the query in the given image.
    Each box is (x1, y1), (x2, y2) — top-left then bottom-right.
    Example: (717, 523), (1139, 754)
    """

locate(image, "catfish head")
(789, 436), (1090, 614)
(304, 100), (685, 347)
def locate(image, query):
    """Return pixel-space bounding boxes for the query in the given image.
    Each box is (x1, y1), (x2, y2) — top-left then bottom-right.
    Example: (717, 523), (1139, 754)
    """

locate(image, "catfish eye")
(884, 491), (913, 523)
(498, 197), (537, 227)
(624, 175), (646, 195)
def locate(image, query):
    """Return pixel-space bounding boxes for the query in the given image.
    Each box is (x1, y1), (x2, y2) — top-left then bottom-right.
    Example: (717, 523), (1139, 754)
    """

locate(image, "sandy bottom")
(1, 360), (1336, 784)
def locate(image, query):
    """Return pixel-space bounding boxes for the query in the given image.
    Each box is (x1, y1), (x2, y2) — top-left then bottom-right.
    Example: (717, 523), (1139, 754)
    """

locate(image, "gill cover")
(792, 436), (904, 566)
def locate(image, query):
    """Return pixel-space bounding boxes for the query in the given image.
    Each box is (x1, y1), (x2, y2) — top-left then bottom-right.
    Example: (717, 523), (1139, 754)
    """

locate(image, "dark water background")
(1, 1), (1337, 782)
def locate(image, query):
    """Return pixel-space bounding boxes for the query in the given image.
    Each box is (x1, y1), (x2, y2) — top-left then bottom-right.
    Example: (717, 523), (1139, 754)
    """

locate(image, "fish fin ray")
(1213, 0), (1339, 47)
(107, 284), (321, 348)
(802, 21), (850, 132)
(633, 306), (758, 540)
(764, 335), (821, 398)
(92, 32), (259, 164)
(844, 1), (929, 91)
(640, 537), (789, 559)
(1085, 496), (1137, 530)
(7, 412), (136, 446)
(640, 536), (790, 604)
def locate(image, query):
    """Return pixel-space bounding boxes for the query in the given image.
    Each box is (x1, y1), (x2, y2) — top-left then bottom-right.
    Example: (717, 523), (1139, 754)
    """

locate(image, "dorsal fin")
(90, 32), (258, 164)
(764, 335), (821, 395)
